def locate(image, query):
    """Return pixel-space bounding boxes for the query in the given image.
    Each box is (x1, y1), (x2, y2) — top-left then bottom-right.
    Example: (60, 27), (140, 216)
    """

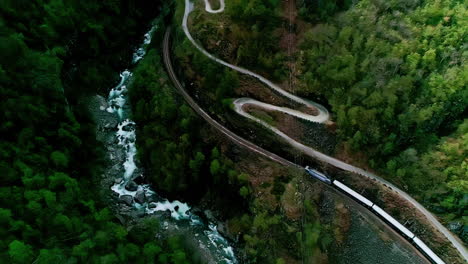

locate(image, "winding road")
(168, 0), (468, 262)
(163, 29), (297, 169)
(203, 0), (225, 13)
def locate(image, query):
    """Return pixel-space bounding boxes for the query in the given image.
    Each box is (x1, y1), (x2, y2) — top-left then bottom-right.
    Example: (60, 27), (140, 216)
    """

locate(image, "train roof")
(333, 180), (374, 207)
(413, 237), (445, 264)
(372, 205), (415, 239)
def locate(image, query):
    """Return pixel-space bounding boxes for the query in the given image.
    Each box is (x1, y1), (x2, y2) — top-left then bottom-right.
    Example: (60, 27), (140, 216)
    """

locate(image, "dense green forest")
(296, 0), (467, 237)
(130, 62), (324, 260)
(124, 3), (331, 261)
(191, 0), (288, 80)
(128, 26), (297, 263)
(0, 0), (198, 263)
(128, 50), (275, 264)
(189, 0), (467, 242)
(298, 0), (354, 21)
(2, 0), (465, 262)
(128, 30), (249, 205)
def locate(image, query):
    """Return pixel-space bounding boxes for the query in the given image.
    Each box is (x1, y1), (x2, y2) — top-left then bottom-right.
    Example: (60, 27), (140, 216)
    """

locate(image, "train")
(304, 166), (445, 264)
(305, 166), (331, 184)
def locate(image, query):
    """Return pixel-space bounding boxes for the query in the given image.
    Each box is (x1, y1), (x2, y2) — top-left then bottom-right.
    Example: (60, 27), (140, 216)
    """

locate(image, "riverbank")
(85, 21), (240, 263)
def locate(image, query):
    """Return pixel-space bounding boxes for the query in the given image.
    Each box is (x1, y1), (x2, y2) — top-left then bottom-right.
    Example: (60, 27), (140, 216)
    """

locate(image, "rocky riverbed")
(85, 25), (238, 264)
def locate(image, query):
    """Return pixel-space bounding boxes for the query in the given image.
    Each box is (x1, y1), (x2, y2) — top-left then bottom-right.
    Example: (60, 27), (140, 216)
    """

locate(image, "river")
(95, 25), (238, 264)
(86, 17), (428, 264)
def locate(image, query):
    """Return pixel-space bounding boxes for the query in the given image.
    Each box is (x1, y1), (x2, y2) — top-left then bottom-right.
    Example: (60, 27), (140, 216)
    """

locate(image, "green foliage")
(298, 0), (467, 239)
(190, 0), (285, 83)
(0, 0), (200, 262)
(276, 258), (286, 264)
(210, 159), (222, 175)
(129, 31), (248, 212)
(298, 0), (354, 22)
(228, 0), (281, 28)
(50, 151), (69, 168)
(129, 47), (205, 194)
(239, 186), (250, 198)
(8, 240), (34, 264)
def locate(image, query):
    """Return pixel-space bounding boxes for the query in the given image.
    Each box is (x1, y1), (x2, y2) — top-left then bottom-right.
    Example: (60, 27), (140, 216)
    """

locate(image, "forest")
(117, 1), (334, 261)
(129, 20), (323, 262)
(1, 0), (466, 262)
(189, 0), (467, 242)
(0, 0), (198, 263)
(296, 0), (467, 239)
(128, 42), (249, 206)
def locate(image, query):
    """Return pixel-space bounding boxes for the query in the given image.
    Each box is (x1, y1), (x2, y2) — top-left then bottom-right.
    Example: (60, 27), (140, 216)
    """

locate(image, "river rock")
(189, 207), (203, 217)
(160, 210), (172, 219)
(204, 210), (216, 223)
(114, 177), (123, 184)
(148, 202), (157, 209)
(122, 123), (135, 132)
(125, 181), (138, 191)
(120, 195), (133, 206)
(217, 223), (233, 241)
(133, 175), (145, 185)
(135, 189), (146, 204)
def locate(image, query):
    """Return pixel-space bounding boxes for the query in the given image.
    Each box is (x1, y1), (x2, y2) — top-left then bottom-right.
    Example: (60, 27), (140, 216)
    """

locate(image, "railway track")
(163, 28), (297, 169)
(163, 0), (468, 262)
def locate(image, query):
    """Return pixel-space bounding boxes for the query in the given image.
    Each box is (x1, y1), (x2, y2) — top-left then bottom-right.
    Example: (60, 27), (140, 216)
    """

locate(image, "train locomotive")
(305, 166), (331, 184)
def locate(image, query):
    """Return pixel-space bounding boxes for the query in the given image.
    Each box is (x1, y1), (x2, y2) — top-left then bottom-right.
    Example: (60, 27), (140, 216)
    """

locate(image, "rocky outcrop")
(120, 195), (134, 206)
(135, 189), (146, 204)
(125, 180), (138, 192)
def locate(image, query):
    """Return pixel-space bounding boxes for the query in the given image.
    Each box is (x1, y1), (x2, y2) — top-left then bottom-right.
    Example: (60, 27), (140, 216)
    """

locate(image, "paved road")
(163, 29), (297, 169)
(203, 0), (224, 13)
(182, 0), (330, 123)
(170, 0), (468, 261)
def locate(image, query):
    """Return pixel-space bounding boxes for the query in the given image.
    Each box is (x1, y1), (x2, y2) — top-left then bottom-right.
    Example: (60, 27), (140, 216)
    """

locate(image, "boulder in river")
(204, 210), (216, 223)
(125, 181), (138, 191)
(120, 195), (133, 206)
(190, 207), (203, 216)
(217, 222), (233, 241)
(133, 175), (145, 185)
(135, 189), (146, 204)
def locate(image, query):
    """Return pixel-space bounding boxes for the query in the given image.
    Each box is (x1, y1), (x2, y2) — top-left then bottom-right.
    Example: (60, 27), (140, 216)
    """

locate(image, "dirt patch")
(242, 104), (337, 155)
(245, 104), (304, 141)
(235, 75), (292, 106)
(236, 155), (284, 211)
(298, 105), (319, 116)
(281, 182), (302, 220)
(243, 105), (276, 125)
(334, 202), (351, 244)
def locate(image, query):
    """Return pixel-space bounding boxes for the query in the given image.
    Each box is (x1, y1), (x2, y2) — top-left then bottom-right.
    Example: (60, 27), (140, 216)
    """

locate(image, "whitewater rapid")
(105, 25), (237, 263)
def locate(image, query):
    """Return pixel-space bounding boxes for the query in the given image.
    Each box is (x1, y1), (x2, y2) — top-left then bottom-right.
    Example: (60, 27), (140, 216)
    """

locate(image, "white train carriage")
(413, 237), (446, 264)
(331, 180), (446, 264)
(332, 180), (374, 207)
(371, 205), (416, 239)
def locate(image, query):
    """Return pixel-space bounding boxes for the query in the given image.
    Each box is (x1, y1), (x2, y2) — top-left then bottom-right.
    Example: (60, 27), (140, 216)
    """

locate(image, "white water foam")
(147, 200), (191, 220)
(106, 25), (237, 264)
(133, 27), (156, 63)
